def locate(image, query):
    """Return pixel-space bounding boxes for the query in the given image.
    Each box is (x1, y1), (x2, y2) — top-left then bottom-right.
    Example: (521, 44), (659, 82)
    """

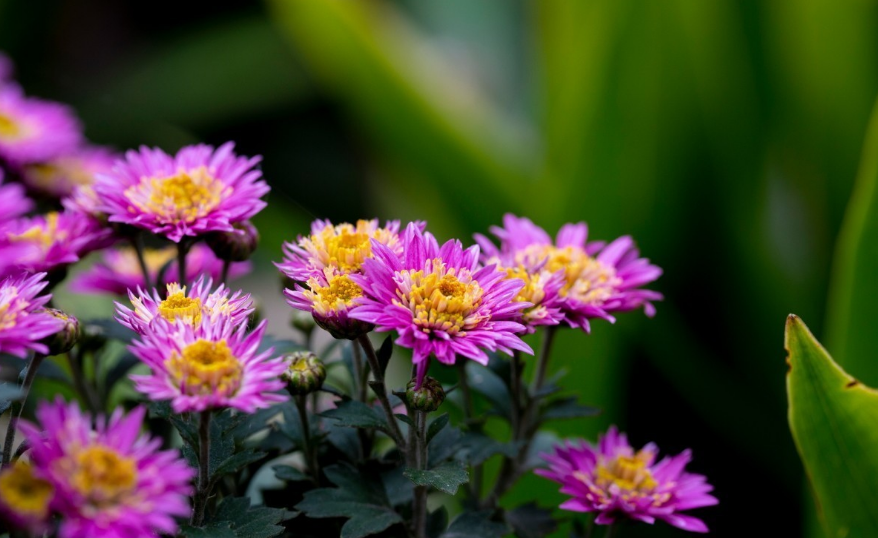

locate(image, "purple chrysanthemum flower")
(18, 398), (194, 538)
(277, 218), (406, 282)
(0, 210), (113, 277)
(115, 275), (253, 336)
(0, 460), (54, 535)
(0, 272), (63, 357)
(0, 85), (81, 166)
(284, 267), (374, 340)
(536, 426), (718, 533)
(0, 169), (33, 224)
(129, 318), (287, 413)
(71, 243), (251, 297)
(94, 142), (269, 243)
(477, 214), (662, 332)
(349, 222), (533, 386)
(22, 144), (116, 199)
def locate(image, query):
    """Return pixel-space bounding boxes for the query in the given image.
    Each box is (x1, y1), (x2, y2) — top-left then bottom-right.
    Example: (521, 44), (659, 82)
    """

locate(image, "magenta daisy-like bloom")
(0, 460), (54, 535)
(349, 222), (532, 386)
(284, 267), (373, 340)
(477, 214), (662, 332)
(19, 398), (194, 538)
(0, 169), (33, 224)
(22, 144), (116, 199)
(278, 218), (407, 282)
(71, 243), (251, 297)
(0, 272), (63, 357)
(0, 210), (113, 277)
(536, 426), (717, 533)
(129, 318), (287, 413)
(115, 275), (253, 336)
(94, 142), (268, 243)
(0, 85), (82, 166)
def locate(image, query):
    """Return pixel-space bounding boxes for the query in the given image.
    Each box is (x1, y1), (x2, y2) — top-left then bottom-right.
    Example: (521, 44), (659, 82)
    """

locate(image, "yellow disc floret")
(395, 259), (484, 334)
(68, 445), (138, 508)
(126, 166), (225, 224)
(158, 290), (203, 325)
(518, 244), (620, 306)
(0, 113), (22, 139)
(167, 339), (242, 397)
(0, 461), (53, 519)
(305, 220), (400, 274)
(306, 273), (363, 315)
(10, 212), (61, 249)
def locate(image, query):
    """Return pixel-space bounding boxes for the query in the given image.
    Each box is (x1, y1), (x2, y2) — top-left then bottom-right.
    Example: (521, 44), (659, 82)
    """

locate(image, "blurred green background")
(4, 0), (878, 536)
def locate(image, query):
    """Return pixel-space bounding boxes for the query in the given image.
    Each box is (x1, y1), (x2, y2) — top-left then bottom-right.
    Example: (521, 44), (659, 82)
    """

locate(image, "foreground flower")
(116, 276), (253, 335)
(71, 243), (251, 297)
(477, 214), (662, 331)
(21, 144), (116, 198)
(0, 170), (33, 223)
(0, 85), (81, 166)
(283, 267), (373, 339)
(19, 399), (194, 538)
(278, 218), (406, 282)
(0, 272), (64, 357)
(129, 318), (287, 412)
(350, 223), (532, 386)
(536, 426), (717, 533)
(95, 142), (269, 243)
(0, 460), (54, 535)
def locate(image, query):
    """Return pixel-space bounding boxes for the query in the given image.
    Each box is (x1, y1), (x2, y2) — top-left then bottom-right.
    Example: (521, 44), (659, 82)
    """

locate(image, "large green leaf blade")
(786, 314), (878, 537)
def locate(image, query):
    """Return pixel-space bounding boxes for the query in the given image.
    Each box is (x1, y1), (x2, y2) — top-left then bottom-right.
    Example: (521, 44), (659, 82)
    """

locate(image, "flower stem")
(356, 334), (406, 450)
(191, 410), (212, 526)
(456, 361), (483, 502)
(2, 354), (43, 467)
(220, 260), (231, 287)
(67, 350), (99, 414)
(177, 240), (191, 290)
(295, 394), (320, 482)
(604, 522), (619, 538)
(533, 325), (557, 392)
(411, 409), (429, 538)
(131, 233), (152, 290)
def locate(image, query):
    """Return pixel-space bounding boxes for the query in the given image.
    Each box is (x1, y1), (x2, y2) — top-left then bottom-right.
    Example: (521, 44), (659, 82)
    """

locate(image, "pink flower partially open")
(0, 272), (63, 357)
(537, 426), (717, 533)
(0, 85), (81, 166)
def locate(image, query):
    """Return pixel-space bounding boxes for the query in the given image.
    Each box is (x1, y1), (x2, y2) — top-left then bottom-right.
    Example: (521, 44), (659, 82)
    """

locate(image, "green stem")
(356, 335), (406, 450)
(352, 340), (367, 403)
(295, 394), (320, 482)
(177, 240), (191, 290)
(67, 350), (99, 414)
(2, 355), (43, 467)
(604, 522), (619, 538)
(412, 410), (428, 538)
(457, 361), (483, 501)
(131, 234), (153, 290)
(220, 260), (231, 286)
(532, 325), (557, 392)
(191, 411), (212, 526)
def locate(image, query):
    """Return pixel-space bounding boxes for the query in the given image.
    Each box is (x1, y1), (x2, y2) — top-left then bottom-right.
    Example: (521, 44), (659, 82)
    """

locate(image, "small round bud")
(281, 351), (326, 395)
(40, 309), (80, 355)
(405, 376), (445, 412)
(206, 220), (259, 262)
(290, 309), (316, 338)
(312, 312), (373, 341)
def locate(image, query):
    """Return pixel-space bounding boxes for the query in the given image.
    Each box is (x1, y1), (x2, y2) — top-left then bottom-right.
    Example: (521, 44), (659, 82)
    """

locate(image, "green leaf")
(213, 497), (287, 538)
(786, 315), (878, 537)
(458, 432), (522, 466)
(426, 413), (450, 444)
(540, 396), (601, 421)
(322, 400), (391, 434)
(296, 463), (403, 538)
(84, 319), (135, 343)
(0, 383), (22, 402)
(466, 364), (512, 418)
(504, 503), (557, 538)
(180, 523), (237, 538)
(213, 449), (266, 479)
(440, 512), (507, 538)
(273, 465), (309, 482)
(404, 461), (469, 495)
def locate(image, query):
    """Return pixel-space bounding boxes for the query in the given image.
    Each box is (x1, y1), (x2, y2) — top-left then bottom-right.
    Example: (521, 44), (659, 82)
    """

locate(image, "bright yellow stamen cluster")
(68, 445), (137, 508)
(595, 452), (658, 492)
(0, 461), (53, 518)
(518, 244), (620, 306)
(395, 259), (483, 334)
(0, 113), (21, 139)
(0, 288), (21, 331)
(158, 291), (203, 325)
(126, 166), (224, 224)
(10, 212), (61, 249)
(306, 220), (398, 274)
(307, 274), (363, 314)
(167, 339), (242, 397)
(25, 158), (95, 195)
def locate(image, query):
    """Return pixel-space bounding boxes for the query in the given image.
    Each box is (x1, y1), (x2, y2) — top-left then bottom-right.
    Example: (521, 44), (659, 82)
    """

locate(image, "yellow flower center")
(158, 291), (203, 325)
(167, 339), (242, 397)
(595, 452), (658, 492)
(520, 245), (620, 306)
(0, 461), (53, 518)
(307, 274), (363, 315)
(126, 166), (225, 224)
(68, 445), (138, 508)
(395, 260), (483, 334)
(10, 212), (61, 249)
(0, 113), (22, 139)
(0, 287), (22, 331)
(305, 220), (400, 275)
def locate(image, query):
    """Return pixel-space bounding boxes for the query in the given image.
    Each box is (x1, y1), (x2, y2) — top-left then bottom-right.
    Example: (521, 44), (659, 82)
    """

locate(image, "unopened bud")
(40, 309), (79, 355)
(281, 351), (326, 395)
(206, 220), (259, 262)
(312, 312), (373, 341)
(405, 376), (445, 412)
(290, 309), (316, 338)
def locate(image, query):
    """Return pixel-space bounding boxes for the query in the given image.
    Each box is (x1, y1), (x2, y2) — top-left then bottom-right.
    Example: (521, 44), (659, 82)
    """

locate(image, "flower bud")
(405, 376), (445, 412)
(206, 220), (259, 262)
(40, 309), (79, 355)
(312, 312), (373, 341)
(290, 309), (316, 338)
(281, 351), (326, 395)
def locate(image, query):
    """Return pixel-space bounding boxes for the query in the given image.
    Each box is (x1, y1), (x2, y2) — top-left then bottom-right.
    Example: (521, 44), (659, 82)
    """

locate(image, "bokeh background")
(4, 0), (878, 536)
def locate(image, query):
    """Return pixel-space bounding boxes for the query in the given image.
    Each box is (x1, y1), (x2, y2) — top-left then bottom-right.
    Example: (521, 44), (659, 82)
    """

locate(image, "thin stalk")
(295, 394), (319, 482)
(67, 350), (99, 414)
(509, 351), (524, 437)
(412, 410), (428, 538)
(177, 240), (191, 289)
(191, 411), (212, 526)
(2, 355), (43, 467)
(131, 234), (152, 290)
(220, 260), (231, 287)
(456, 361), (482, 501)
(356, 335), (406, 450)
(532, 325), (557, 392)
(351, 340), (367, 403)
(604, 522), (619, 538)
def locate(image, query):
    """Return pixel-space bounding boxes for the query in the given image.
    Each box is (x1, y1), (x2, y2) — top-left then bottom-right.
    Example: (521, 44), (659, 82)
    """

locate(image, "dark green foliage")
(181, 497), (288, 538)
(439, 512), (507, 538)
(404, 461), (469, 495)
(322, 400), (392, 435)
(504, 503), (558, 538)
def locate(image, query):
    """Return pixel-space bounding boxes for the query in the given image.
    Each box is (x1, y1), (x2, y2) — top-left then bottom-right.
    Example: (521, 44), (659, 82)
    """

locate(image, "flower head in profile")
(0, 272), (64, 357)
(0, 85), (81, 166)
(129, 318), (287, 413)
(350, 222), (532, 386)
(115, 275), (253, 336)
(19, 399), (194, 538)
(283, 267), (373, 340)
(95, 142), (268, 242)
(72, 243), (251, 297)
(0, 460), (54, 535)
(477, 214), (662, 332)
(537, 426), (717, 533)
(22, 144), (116, 199)
(278, 218), (407, 282)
